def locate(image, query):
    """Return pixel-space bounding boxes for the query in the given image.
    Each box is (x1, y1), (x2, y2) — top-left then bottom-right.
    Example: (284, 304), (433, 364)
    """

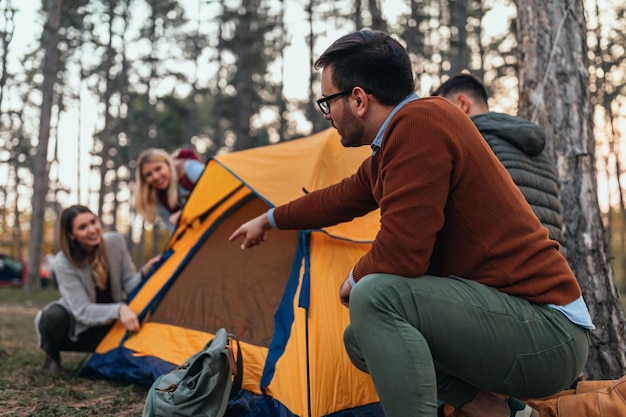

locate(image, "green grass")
(0, 288), (148, 416)
(0, 286), (60, 305)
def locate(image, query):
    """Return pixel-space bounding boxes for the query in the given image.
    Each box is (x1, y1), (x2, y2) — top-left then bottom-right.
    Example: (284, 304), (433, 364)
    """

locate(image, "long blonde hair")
(57, 205), (109, 290)
(135, 148), (179, 222)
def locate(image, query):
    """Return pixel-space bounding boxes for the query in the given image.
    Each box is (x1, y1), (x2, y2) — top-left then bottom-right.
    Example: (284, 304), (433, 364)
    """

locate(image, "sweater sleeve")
(273, 159), (379, 230)
(105, 232), (142, 295)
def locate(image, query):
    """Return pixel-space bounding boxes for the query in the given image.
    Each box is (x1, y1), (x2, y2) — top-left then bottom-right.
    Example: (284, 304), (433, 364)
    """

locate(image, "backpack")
(142, 328), (242, 417)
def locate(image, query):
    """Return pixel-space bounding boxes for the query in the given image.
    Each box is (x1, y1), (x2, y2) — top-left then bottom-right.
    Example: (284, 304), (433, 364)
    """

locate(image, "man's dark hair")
(314, 30), (415, 106)
(431, 73), (489, 105)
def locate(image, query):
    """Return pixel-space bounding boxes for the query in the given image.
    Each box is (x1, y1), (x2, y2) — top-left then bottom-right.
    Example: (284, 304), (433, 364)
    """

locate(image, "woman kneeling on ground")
(34, 205), (160, 374)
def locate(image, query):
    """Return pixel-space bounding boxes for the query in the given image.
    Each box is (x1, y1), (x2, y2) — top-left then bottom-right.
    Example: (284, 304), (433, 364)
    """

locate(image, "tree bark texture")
(515, 0), (626, 379)
(449, 0), (469, 74)
(97, 0), (117, 218)
(233, 0), (257, 151)
(26, 0), (63, 289)
(0, 5), (15, 116)
(367, 0), (388, 32)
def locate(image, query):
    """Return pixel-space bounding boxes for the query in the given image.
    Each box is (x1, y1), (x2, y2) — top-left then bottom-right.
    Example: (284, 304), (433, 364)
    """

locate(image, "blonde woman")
(135, 148), (205, 231)
(34, 205), (160, 374)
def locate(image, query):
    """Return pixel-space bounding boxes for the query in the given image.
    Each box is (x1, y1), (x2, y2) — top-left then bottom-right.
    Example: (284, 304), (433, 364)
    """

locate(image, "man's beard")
(337, 105), (365, 148)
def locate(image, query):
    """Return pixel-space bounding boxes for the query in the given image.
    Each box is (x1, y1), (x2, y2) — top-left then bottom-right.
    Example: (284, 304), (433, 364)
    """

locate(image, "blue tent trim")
(126, 249), (174, 301)
(226, 390), (298, 417)
(81, 347), (176, 386)
(260, 231), (311, 392)
(226, 391), (384, 417)
(325, 402), (385, 417)
(297, 232), (311, 310)
(299, 233), (313, 417)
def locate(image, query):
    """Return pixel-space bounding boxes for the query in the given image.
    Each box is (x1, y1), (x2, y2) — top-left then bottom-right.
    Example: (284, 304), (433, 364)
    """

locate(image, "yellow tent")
(84, 128), (383, 417)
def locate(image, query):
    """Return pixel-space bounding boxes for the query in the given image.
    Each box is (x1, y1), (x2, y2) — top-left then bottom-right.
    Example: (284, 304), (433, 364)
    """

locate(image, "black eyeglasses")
(316, 89), (353, 114)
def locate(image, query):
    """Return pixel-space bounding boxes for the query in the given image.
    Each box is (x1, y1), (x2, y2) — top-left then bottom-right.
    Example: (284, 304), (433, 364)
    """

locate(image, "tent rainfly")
(83, 128), (384, 417)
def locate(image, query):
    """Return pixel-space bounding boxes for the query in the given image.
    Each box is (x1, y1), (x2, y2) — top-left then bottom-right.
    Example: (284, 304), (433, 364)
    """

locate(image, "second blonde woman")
(135, 148), (205, 231)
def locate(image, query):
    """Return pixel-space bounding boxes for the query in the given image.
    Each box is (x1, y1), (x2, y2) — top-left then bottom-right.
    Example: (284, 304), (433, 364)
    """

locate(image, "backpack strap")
(226, 334), (243, 399)
(147, 373), (165, 417)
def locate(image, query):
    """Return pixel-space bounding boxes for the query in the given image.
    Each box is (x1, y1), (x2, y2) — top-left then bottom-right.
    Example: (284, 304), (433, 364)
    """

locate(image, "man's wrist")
(267, 208), (277, 228)
(349, 270), (356, 287)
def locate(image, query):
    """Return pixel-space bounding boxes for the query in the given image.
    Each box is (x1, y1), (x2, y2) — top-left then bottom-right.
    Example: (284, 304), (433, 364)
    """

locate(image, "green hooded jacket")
(471, 112), (564, 245)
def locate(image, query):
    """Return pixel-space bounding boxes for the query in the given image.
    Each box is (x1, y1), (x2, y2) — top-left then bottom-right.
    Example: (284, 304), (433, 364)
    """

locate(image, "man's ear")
(454, 93), (473, 115)
(353, 87), (369, 117)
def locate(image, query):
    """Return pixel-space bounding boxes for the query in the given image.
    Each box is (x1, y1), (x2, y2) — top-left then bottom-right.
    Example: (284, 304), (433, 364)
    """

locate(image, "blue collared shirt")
(370, 92), (420, 155)
(549, 297), (595, 329)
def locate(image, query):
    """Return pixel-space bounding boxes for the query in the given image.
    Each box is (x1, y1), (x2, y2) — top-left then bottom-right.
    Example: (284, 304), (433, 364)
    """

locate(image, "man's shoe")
(43, 355), (63, 375)
(507, 397), (539, 417)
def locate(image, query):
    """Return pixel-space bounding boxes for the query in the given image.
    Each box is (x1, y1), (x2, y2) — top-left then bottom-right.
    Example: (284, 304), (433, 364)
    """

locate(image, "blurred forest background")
(0, 0), (625, 379)
(0, 1), (624, 282)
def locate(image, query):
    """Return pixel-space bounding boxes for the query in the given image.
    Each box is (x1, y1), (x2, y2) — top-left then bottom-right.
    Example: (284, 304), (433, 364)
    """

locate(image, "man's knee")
(350, 273), (399, 313)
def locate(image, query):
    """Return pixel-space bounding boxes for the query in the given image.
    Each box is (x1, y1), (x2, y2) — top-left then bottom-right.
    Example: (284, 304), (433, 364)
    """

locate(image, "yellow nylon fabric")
(215, 128), (379, 241)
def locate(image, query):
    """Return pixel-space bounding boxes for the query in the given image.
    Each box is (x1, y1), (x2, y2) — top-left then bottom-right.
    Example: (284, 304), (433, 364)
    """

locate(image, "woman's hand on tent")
(339, 278), (352, 308)
(169, 210), (181, 226)
(229, 213), (272, 250)
(119, 304), (141, 333)
(141, 254), (162, 277)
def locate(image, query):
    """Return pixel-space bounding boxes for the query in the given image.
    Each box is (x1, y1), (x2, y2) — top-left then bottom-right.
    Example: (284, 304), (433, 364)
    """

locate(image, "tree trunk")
(233, 0), (256, 150)
(26, 0), (63, 289)
(214, 1), (224, 150)
(0, 4), (15, 118)
(515, 0), (626, 379)
(306, 0), (325, 133)
(448, 0), (469, 74)
(277, 0), (287, 141)
(367, 0), (388, 32)
(97, 0), (117, 219)
(11, 153), (21, 260)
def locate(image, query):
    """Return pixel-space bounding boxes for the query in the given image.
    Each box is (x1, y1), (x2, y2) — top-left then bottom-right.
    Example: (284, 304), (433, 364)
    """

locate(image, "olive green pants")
(343, 274), (589, 417)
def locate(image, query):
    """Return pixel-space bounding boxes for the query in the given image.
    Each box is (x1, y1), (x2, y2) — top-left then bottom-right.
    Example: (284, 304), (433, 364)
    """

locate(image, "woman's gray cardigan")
(35, 232), (142, 341)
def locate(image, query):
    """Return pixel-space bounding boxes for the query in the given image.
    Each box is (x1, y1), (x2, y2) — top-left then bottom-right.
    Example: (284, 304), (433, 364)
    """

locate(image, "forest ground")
(0, 288), (147, 417)
(1, 279), (625, 417)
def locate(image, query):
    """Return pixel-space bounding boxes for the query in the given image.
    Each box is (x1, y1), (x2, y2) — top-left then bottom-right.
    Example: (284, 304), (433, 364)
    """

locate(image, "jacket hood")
(471, 112), (546, 156)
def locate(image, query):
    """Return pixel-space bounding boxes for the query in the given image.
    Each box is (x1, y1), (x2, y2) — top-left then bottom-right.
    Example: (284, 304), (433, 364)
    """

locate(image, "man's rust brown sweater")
(274, 97), (581, 306)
